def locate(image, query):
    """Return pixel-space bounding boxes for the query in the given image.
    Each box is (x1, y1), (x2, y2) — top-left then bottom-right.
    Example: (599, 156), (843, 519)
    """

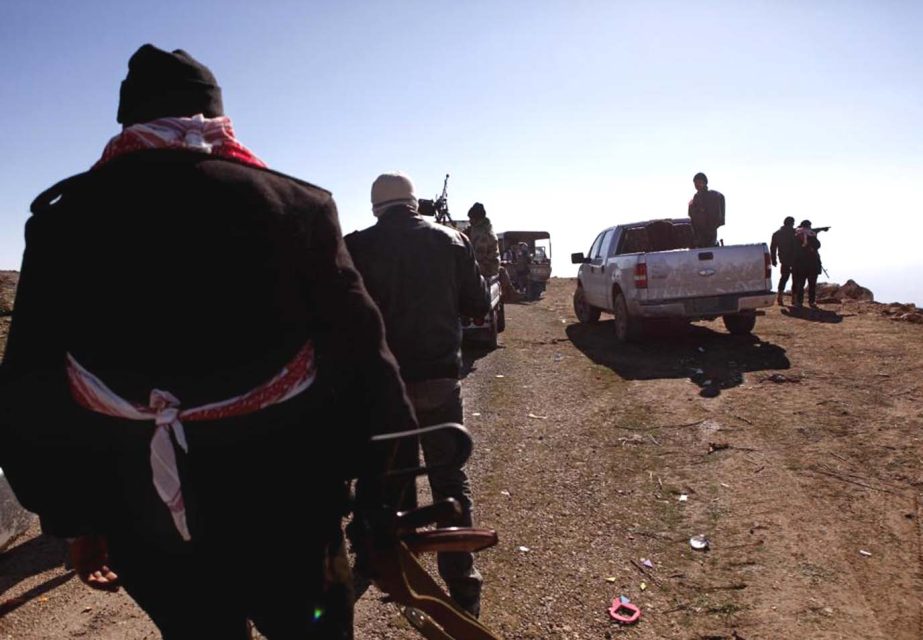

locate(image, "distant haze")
(1, 2), (921, 305)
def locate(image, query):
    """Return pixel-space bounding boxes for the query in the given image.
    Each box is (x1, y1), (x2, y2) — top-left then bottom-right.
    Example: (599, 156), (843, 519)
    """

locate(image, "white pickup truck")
(571, 218), (774, 342)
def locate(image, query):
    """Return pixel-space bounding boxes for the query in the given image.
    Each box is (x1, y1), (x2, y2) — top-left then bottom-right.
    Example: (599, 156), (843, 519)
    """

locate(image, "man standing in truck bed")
(688, 172), (725, 248)
(346, 172), (491, 617)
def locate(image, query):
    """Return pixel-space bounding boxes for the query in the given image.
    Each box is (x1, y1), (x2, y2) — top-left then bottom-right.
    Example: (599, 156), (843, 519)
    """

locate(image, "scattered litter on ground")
(500, 490), (511, 497)
(640, 581), (647, 591)
(554, 353), (564, 362)
(517, 545), (531, 553)
(689, 535), (710, 551)
(708, 442), (730, 453)
(471, 412), (481, 417)
(641, 559), (654, 568)
(527, 412), (548, 419)
(608, 596), (641, 625)
(494, 374), (505, 378)
(605, 577), (617, 583)
(761, 373), (802, 384)
(678, 494), (689, 502)
(858, 549), (872, 557)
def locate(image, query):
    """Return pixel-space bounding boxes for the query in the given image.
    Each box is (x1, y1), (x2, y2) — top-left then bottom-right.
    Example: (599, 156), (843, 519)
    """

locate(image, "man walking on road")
(346, 172), (491, 618)
(688, 172), (725, 248)
(0, 44), (414, 640)
(770, 216), (797, 305)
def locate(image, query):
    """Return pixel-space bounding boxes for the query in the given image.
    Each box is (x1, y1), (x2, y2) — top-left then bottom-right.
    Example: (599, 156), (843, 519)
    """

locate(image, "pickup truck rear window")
(616, 221), (695, 255)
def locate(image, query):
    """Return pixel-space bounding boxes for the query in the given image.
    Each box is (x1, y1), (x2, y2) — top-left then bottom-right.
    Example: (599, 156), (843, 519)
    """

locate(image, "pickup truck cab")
(571, 218), (774, 341)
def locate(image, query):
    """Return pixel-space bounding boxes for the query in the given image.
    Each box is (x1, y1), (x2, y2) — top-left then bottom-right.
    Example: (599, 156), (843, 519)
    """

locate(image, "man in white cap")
(346, 172), (490, 617)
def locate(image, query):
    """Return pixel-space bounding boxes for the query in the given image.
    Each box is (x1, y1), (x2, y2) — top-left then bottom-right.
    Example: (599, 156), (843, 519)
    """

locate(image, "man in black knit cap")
(0, 44), (414, 639)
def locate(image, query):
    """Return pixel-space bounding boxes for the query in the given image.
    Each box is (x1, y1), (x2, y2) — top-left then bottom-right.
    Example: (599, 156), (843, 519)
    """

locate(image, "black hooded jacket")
(0, 149), (414, 539)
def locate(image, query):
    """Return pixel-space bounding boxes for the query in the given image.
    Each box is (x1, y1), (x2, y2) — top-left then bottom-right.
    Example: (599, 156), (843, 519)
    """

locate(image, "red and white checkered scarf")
(94, 114), (266, 170)
(67, 342), (317, 541)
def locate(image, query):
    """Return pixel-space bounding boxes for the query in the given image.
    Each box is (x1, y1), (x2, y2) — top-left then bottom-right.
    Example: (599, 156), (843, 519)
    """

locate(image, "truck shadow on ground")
(460, 343), (501, 379)
(780, 306), (848, 323)
(566, 320), (790, 395)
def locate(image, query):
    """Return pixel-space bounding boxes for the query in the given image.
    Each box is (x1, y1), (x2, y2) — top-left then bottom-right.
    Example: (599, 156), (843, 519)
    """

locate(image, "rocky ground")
(1, 275), (922, 639)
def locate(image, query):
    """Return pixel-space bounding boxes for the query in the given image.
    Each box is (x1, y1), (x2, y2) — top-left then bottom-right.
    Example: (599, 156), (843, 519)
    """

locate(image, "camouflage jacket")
(467, 217), (500, 277)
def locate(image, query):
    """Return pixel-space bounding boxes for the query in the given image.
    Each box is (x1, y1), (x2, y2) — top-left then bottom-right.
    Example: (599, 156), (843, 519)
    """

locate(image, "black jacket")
(793, 231), (822, 274)
(770, 225), (797, 265)
(0, 149), (414, 540)
(688, 189), (725, 233)
(345, 207), (490, 383)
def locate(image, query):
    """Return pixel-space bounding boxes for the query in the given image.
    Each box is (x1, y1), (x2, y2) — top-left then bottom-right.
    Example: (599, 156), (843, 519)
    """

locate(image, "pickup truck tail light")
(764, 252), (772, 279)
(633, 263), (648, 289)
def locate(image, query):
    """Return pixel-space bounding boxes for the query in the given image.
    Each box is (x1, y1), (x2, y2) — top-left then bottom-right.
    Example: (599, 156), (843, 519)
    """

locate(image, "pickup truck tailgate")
(643, 244), (769, 301)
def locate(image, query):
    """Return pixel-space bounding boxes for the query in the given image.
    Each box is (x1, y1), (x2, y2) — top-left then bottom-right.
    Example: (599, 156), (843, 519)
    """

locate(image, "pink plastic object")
(608, 598), (641, 625)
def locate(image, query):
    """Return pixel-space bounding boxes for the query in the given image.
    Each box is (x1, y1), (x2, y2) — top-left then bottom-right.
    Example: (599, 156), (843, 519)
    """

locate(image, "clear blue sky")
(2, 1), (922, 303)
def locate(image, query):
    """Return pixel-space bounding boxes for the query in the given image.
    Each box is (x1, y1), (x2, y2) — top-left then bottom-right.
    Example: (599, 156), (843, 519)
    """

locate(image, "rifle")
(352, 423), (503, 640)
(814, 226), (831, 233)
(419, 174), (454, 226)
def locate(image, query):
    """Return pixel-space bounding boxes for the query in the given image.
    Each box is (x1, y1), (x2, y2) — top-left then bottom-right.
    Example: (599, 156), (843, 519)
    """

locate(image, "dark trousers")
(404, 379), (483, 617)
(693, 227), (718, 248)
(108, 529), (354, 639)
(792, 269), (818, 306)
(777, 262), (792, 294)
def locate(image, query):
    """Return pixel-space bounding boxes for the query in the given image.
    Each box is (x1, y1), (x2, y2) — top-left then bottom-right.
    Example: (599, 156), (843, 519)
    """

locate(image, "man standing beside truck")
(792, 219), (823, 309)
(688, 172), (725, 248)
(770, 216), (797, 305)
(346, 172), (490, 618)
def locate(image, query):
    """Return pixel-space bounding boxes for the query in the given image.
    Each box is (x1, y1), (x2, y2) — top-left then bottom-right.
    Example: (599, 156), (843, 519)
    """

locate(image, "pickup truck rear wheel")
(613, 292), (640, 343)
(573, 286), (601, 323)
(723, 312), (756, 335)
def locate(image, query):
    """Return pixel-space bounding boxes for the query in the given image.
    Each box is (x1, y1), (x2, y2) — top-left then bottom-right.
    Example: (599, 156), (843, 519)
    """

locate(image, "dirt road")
(2, 277), (922, 639)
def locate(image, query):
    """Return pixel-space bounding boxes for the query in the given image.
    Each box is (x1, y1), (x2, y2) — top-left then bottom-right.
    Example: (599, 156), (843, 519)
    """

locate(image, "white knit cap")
(371, 171), (418, 217)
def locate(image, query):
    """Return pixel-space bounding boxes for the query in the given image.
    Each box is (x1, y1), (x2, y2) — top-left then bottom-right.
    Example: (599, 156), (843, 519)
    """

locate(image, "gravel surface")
(2, 276), (922, 639)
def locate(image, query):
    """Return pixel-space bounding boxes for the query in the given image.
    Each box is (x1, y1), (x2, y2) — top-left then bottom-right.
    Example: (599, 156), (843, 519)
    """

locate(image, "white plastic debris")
(858, 549), (872, 557)
(689, 535), (710, 550)
(678, 494), (689, 502)
(517, 545), (531, 553)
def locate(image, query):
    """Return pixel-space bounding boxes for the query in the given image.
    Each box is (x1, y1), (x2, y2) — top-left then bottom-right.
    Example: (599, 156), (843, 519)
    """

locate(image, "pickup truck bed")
(572, 218), (774, 341)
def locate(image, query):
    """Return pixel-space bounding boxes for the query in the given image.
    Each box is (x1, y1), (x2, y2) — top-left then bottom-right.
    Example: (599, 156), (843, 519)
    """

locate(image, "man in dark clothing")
(0, 45), (414, 640)
(345, 172), (491, 618)
(792, 220), (823, 309)
(688, 172), (725, 248)
(770, 216), (797, 305)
